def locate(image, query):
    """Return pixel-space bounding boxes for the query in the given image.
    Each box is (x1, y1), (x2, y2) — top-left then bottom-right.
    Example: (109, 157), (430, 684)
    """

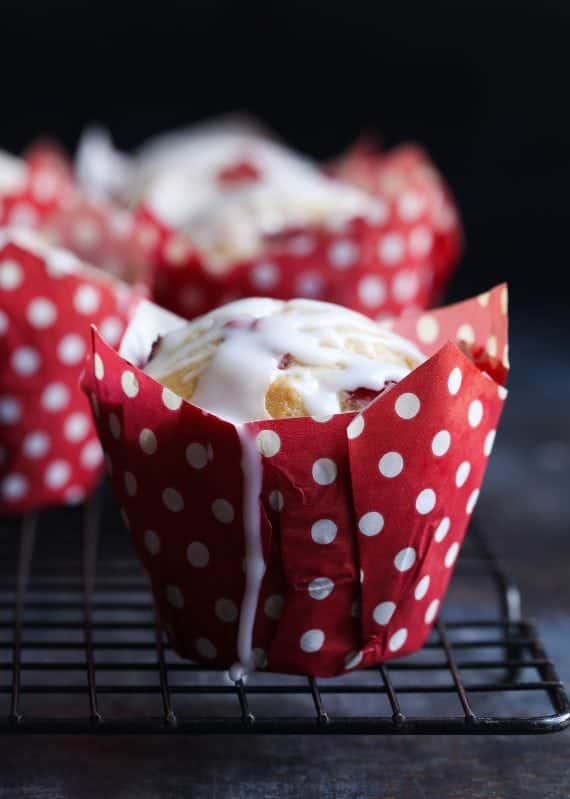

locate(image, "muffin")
(84, 285), (508, 678)
(143, 298), (424, 422)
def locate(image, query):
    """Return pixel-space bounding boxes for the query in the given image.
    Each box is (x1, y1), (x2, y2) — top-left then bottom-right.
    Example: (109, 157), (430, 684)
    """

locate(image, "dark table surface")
(1, 307), (569, 799)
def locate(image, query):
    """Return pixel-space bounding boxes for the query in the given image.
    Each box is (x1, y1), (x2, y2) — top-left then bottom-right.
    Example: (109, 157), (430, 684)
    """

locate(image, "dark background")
(2, 0), (570, 309)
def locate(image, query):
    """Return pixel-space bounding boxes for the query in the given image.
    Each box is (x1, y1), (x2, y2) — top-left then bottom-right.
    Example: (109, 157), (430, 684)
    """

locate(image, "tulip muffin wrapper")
(82, 284), (508, 677)
(0, 230), (143, 513)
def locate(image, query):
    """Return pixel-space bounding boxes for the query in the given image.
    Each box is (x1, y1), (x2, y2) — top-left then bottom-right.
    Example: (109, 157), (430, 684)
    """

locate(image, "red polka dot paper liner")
(82, 283), (508, 676)
(0, 144), (152, 284)
(0, 231), (143, 514)
(329, 140), (463, 303)
(140, 141), (462, 321)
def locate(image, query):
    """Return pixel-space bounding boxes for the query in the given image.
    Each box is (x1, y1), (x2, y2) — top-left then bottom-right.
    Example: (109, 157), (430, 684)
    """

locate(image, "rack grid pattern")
(1, 492), (568, 735)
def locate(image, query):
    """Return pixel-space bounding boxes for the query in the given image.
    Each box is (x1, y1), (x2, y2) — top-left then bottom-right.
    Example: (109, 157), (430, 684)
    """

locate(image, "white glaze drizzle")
(144, 297), (425, 424)
(229, 424), (266, 681)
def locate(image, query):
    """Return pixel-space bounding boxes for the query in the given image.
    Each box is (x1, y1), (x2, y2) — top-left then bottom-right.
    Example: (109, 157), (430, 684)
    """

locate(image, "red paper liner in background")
(83, 285), (508, 676)
(329, 139), (463, 302)
(0, 144), (153, 285)
(0, 232), (142, 514)
(142, 141), (462, 321)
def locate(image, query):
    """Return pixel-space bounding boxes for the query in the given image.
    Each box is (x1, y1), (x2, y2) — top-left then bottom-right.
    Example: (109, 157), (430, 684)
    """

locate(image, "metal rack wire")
(0, 489), (568, 735)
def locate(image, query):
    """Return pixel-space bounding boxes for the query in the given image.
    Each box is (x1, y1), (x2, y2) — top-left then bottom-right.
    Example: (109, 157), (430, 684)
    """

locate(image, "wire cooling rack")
(0, 487), (568, 735)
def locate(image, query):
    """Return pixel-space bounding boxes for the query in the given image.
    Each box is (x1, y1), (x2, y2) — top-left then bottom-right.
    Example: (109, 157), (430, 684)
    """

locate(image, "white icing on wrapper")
(230, 425), (266, 681)
(143, 297), (425, 424)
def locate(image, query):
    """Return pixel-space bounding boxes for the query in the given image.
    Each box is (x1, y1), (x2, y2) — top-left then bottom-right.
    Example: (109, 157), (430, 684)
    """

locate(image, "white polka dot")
(455, 461), (471, 487)
(139, 428), (157, 455)
(358, 275), (386, 308)
(161, 387), (182, 411)
(468, 399), (483, 428)
(347, 414), (365, 439)
(185, 442), (207, 469)
(124, 471), (137, 496)
(308, 577), (334, 600)
(1, 473), (28, 501)
(466, 489), (480, 514)
(109, 413), (121, 439)
(392, 270), (420, 303)
(22, 431), (50, 459)
(73, 284), (101, 315)
(388, 628), (408, 653)
(477, 292), (490, 307)
(344, 650), (364, 670)
(296, 271), (324, 298)
(398, 191), (425, 222)
(425, 599), (440, 624)
(58, 334), (86, 366)
(269, 489), (284, 511)
(498, 385), (508, 400)
(416, 315), (439, 344)
(394, 547), (417, 572)
(409, 225), (433, 257)
(0, 309), (8, 335)
(44, 459), (71, 490)
(187, 541), (209, 568)
(484, 429), (496, 456)
(503, 345), (510, 367)
(144, 530), (160, 556)
(264, 594), (284, 620)
(373, 601), (396, 625)
(457, 324), (475, 344)
(0, 396), (21, 425)
(64, 412), (90, 442)
(46, 249), (79, 277)
(311, 518), (337, 545)
(378, 233), (404, 265)
(378, 451), (404, 478)
(11, 347), (40, 376)
(487, 335), (497, 358)
(251, 261), (279, 289)
(431, 430), (451, 456)
(300, 629), (325, 653)
(312, 457), (337, 485)
(328, 239), (359, 269)
(0, 259), (23, 290)
(416, 488), (436, 515)
(196, 637), (217, 659)
(414, 575), (430, 600)
(360, 569), (364, 584)
(166, 584), (184, 609)
(253, 429), (280, 458)
(99, 317), (123, 346)
(41, 383), (70, 412)
(358, 511), (384, 537)
(216, 598), (238, 623)
(434, 517), (450, 543)
(162, 488), (184, 512)
(311, 413), (333, 424)
(27, 297), (57, 328)
(94, 354), (104, 380)
(395, 392), (420, 420)
(445, 542), (460, 568)
(212, 498), (234, 524)
(121, 370), (139, 398)
(80, 440), (102, 469)
(447, 367), (462, 395)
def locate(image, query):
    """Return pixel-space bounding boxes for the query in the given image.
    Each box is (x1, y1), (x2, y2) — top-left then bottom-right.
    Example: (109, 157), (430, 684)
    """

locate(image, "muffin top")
(143, 298), (424, 423)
